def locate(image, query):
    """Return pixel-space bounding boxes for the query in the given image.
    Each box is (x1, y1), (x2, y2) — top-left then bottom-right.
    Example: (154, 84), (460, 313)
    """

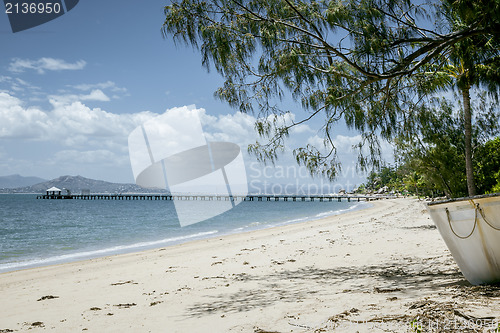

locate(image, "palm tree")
(434, 1), (500, 196)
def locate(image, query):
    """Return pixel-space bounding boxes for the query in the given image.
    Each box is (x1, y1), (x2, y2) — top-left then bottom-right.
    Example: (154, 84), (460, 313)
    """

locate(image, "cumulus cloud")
(48, 89), (111, 105)
(0, 93), (49, 138)
(0, 91), (153, 143)
(72, 81), (127, 93)
(333, 134), (363, 152)
(202, 111), (257, 145)
(53, 149), (128, 166)
(306, 134), (362, 156)
(0, 89), (379, 164)
(82, 89), (110, 101)
(8, 57), (86, 74)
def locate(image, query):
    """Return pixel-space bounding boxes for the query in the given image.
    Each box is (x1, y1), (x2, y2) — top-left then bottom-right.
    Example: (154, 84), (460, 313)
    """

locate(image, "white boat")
(427, 193), (500, 285)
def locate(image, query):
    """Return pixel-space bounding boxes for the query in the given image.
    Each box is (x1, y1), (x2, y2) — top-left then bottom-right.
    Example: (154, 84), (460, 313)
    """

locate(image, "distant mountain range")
(0, 174), (352, 195)
(0, 175), (167, 194)
(0, 174), (47, 189)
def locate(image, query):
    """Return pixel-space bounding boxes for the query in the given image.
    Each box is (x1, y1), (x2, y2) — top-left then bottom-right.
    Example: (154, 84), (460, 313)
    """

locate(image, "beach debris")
(114, 303), (137, 308)
(403, 223), (437, 230)
(455, 284), (500, 298)
(453, 309), (495, 322)
(31, 322), (44, 327)
(201, 275), (226, 280)
(253, 327), (280, 333)
(343, 314), (409, 325)
(288, 321), (313, 329)
(327, 308), (362, 324)
(110, 280), (137, 286)
(407, 299), (497, 332)
(211, 261), (223, 266)
(374, 287), (402, 293)
(0, 329), (14, 332)
(37, 295), (59, 301)
(232, 273), (249, 281)
(243, 261), (250, 265)
(90, 307), (101, 311)
(150, 301), (162, 306)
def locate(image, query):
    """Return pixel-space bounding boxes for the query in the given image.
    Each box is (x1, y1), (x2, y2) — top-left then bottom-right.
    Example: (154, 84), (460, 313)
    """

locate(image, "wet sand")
(1, 198), (499, 332)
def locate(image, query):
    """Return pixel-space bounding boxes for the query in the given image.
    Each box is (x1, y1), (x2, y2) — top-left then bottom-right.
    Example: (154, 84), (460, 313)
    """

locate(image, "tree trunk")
(462, 86), (476, 196)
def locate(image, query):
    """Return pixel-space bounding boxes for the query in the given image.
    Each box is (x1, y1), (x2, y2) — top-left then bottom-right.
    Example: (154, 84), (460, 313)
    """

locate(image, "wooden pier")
(36, 193), (391, 202)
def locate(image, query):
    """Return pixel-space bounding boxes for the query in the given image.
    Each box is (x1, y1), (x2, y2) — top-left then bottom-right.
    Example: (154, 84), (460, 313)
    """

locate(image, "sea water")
(0, 194), (367, 273)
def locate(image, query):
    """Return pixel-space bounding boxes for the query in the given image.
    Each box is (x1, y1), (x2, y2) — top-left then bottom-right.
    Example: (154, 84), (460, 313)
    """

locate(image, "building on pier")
(46, 187), (62, 196)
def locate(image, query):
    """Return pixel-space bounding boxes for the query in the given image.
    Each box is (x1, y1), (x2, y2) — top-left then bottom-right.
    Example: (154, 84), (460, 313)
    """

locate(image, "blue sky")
(0, 0), (390, 189)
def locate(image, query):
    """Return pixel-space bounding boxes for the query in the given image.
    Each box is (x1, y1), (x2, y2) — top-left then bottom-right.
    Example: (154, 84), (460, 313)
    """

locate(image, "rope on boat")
(445, 206), (477, 239)
(446, 203), (499, 239)
(478, 204), (500, 231)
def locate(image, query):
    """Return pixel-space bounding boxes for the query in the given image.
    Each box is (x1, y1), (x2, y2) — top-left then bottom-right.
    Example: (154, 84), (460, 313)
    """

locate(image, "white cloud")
(8, 57), (86, 74)
(305, 134), (362, 161)
(306, 133), (394, 164)
(200, 111), (315, 148)
(0, 88), (377, 183)
(0, 93), (49, 138)
(82, 89), (110, 101)
(72, 81), (127, 93)
(202, 111), (257, 145)
(0, 76), (41, 94)
(48, 89), (111, 105)
(0, 91), (153, 143)
(333, 134), (363, 152)
(53, 149), (128, 166)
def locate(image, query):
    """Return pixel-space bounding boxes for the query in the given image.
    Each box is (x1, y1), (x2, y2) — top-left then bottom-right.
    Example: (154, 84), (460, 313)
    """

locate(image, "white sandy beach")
(1, 198), (499, 332)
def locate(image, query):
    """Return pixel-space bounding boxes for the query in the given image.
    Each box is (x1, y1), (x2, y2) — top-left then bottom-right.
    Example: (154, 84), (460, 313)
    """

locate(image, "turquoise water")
(0, 194), (367, 272)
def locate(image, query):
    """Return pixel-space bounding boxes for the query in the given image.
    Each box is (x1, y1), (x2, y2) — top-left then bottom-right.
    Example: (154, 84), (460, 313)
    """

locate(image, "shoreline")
(0, 198), (370, 274)
(1, 198), (499, 332)
(1, 199), (372, 276)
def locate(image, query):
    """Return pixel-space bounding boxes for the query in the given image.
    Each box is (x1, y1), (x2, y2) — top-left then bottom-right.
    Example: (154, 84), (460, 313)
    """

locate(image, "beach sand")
(1, 198), (499, 332)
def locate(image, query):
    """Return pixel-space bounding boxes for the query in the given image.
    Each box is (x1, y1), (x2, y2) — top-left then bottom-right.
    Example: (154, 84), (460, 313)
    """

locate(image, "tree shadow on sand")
(186, 260), (465, 318)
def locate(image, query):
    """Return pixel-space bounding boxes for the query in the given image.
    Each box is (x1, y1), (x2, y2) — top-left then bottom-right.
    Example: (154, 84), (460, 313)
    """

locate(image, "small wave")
(314, 202), (366, 218)
(0, 230), (218, 272)
(266, 202), (369, 228)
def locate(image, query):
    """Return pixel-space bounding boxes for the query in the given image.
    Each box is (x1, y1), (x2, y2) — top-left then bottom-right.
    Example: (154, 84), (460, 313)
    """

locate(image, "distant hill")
(0, 175), (168, 194)
(0, 174), (47, 189)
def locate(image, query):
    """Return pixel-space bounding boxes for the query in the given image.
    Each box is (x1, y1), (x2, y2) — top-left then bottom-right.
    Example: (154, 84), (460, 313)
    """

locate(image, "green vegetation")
(409, 318), (423, 333)
(475, 137), (500, 194)
(163, 0), (500, 196)
(359, 133), (500, 198)
(392, 94), (499, 198)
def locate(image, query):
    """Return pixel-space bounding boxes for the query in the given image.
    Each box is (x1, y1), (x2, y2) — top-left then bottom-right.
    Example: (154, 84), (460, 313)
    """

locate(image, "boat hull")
(427, 193), (500, 285)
